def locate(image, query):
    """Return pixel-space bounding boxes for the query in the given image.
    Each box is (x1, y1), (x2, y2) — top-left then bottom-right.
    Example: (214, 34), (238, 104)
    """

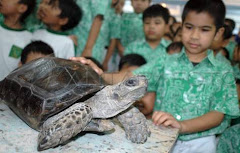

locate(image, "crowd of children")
(1, 0), (240, 152)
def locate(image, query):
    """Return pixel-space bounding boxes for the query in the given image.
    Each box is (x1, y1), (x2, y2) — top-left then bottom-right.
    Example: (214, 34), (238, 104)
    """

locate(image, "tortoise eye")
(125, 78), (138, 87)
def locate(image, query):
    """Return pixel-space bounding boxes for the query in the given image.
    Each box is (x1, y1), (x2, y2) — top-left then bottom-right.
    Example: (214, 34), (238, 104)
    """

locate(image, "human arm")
(117, 39), (125, 56)
(81, 15), (103, 57)
(152, 111), (224, 134)
(102, 39), (117, 71)
(70, 57), (133, 84)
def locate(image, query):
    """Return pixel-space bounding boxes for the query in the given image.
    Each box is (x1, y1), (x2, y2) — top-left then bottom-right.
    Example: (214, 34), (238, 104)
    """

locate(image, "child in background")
(225, 18), (237, 60)
(117, 0), (151, 55)
(166, 41), (183, 55)
(70, 0), (120, 63)
(0, 0), (36, 80)
(123, 4), (170, 62)
(172, 26), (182, 42)
(211, 24), (232, 64)
(71, 0), (240, 152)
(102, 0), (125, 71)
(32, 0), (82, 59)
(19, 40), (54, 66)
(118, 54), (155, 118)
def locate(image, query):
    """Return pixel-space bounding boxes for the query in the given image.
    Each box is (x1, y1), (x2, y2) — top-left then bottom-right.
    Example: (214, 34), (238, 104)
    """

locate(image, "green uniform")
(133, 48), (240, 141)
(226, 40), (237, 60)
(120, 13), (144, 47)
(124, 38), (170, 62)
(217, 124), (240, 153)
(70, 0), (120, 63)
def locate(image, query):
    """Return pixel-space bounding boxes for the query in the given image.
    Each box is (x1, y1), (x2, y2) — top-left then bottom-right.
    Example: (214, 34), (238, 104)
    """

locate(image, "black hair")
(142, 4), (170, 24)
(49, 0), (82, 31)
(166, 42), (183, 53)
(182, 0), (226, 30)
(223, 24), (232, 40)
(225, 18), (236, 33)
(18, 0), (36, 24)
(118, 54), (146, 71)
(21, 41), (54, 64)
(84, 56), (104, 70)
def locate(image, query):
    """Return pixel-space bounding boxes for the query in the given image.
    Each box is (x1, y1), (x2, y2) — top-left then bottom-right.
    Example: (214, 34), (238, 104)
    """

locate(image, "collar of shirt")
(142, 38), (169, 50)
(177, 47), (217, 67)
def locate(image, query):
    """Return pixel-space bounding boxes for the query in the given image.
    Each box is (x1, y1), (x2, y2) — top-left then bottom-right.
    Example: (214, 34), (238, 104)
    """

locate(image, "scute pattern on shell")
(0, 57), (106, 130)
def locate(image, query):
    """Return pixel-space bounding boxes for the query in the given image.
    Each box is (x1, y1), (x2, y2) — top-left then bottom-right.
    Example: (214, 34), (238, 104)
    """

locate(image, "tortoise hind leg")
(37, 103), (92, 151)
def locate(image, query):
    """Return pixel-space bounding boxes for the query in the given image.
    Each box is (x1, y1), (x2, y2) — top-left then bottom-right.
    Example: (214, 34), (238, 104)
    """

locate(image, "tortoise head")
(87, 75), (148, 118)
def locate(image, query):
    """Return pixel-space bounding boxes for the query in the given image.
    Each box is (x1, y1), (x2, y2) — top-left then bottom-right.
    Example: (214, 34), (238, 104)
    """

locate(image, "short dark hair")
(182, 0), (226, 30)
(166, 42), (183, 53)
(21, 41), (54, 64)
(18, 0), (36, 24)
(223, 24), (232, 40)
(119, 54), (146, 70)
(142, 4), (170, 24)
(49, 0), (82, 31)
(225, 18), (236, 33)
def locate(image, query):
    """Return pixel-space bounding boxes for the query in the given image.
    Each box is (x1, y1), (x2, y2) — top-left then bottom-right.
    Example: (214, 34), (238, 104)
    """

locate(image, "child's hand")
(152, 111), (182, 130)
(70, 57), (103, 75)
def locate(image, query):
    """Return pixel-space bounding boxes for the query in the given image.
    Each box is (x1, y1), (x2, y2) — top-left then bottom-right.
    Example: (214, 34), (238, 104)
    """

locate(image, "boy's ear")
(18, 4), (28, 14)
(59, 17), (69, 26)
(213, 27), (225, 42)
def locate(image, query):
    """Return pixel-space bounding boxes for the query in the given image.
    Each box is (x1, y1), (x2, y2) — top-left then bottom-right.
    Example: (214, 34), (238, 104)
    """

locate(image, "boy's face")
(37, 0), (65, 30)
(131, 0), (150, 14)
(181, 11), (221, 59)
(143, 17), (166, 42)
(0, 0), (21, 15)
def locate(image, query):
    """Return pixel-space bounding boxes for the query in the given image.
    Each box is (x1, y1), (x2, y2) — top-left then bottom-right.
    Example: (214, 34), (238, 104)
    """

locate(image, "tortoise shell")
(0, 57), (106, 130)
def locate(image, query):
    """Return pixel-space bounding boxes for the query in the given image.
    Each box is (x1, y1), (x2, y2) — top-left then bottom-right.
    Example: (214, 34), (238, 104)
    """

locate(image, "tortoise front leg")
(37, 103), (92, 151)
(117, 106), (151, 143)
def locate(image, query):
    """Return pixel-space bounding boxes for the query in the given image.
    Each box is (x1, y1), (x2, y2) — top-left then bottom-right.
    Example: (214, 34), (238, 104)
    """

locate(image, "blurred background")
(123, 0), (240, 34)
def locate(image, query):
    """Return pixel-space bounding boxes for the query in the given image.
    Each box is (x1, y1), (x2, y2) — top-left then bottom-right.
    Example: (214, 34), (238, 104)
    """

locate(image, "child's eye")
(185, 25), (192, 30)
(201, 28), (210, 32)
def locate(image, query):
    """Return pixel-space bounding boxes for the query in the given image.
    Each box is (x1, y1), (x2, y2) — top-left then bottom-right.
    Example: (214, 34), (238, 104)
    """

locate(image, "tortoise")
(0, 57), (150, 151)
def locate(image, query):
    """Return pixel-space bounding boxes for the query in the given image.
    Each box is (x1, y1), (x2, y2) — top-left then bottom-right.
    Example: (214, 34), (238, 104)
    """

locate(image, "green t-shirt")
(217, 124), (240, 153)
(120, 13), (145, 47)
(133, 48), (240, 141)
(124, 38), (170, 62)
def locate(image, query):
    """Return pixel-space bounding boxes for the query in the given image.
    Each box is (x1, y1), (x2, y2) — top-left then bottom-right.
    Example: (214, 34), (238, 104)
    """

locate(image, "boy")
(19, 40), (54, 66)
(0, 0), (36, 80)
(166, 42), (183, 55)
(117, 0), (151, 55)
(32, 0), (82, 59)
(211, 24), (232, 57)
(124, 4), (170, 62)
(71, 0), (240, 152)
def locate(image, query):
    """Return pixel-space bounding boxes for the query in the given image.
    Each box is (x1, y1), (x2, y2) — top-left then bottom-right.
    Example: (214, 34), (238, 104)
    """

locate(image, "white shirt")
(0, 23), (32, 80)
(32, 29), (75, 59)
